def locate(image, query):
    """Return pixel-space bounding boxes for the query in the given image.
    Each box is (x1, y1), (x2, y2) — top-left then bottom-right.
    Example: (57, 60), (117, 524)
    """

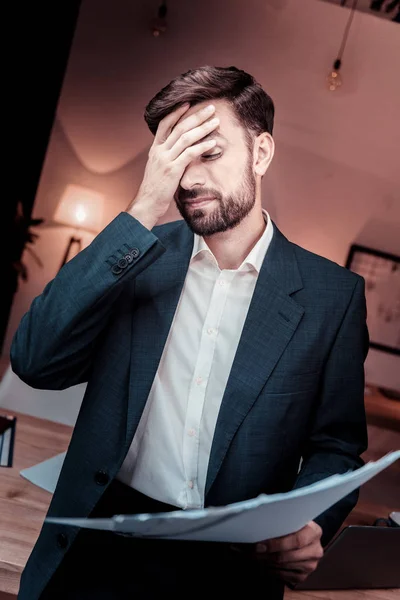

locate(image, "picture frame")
(345, 244), (400, 356)
(319, 0), (400, 24)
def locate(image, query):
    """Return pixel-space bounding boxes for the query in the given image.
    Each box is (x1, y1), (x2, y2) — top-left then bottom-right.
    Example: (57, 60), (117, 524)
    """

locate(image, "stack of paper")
(45, 449), (400, 543)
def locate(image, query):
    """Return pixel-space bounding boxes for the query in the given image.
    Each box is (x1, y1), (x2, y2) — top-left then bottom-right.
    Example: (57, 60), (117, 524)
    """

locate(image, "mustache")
(176, 188), (221, 203)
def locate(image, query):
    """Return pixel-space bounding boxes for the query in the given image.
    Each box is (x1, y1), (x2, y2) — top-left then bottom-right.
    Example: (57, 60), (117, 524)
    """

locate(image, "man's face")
(173, 100), (256, 236)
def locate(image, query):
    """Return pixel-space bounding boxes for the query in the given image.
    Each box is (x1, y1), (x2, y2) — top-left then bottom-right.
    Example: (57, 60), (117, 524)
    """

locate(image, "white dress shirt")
(117, 209), (274, 509)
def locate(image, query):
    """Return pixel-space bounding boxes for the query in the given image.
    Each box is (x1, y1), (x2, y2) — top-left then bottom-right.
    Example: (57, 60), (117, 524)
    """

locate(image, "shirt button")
(207, 328), (214, 335)
(188, 428), (196, 437)
(219, 280), (225, 286)
(196, 377), (202, 385)
(188, 480), (194, 489)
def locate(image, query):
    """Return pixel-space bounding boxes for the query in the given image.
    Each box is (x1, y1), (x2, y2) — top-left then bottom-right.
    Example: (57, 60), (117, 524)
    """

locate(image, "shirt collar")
(190, 209), (273, 273)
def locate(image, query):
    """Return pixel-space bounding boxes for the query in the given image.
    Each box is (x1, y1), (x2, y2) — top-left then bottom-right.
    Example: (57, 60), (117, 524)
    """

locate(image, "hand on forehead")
(173, 99), (241, 148)
(175, 99), (226, 128)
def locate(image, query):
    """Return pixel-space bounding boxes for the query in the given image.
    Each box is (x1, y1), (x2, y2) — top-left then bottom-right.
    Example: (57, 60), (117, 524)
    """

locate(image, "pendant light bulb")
(326, 0), (358, 92)
(327, 59), (342, 91)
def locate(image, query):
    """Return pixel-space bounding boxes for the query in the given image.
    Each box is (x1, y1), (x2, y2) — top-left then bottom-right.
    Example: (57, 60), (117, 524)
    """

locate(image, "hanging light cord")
(158, 0), (167, 19)
(336, 0), (359, 62)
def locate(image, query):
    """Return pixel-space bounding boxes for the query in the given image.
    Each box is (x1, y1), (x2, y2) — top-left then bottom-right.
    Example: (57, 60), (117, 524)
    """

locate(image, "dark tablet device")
(294, 525), (400, 590)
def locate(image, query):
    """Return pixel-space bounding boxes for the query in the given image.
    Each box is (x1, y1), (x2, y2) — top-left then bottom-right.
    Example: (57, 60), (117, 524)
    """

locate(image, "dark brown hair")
(144, 65), (275, 142)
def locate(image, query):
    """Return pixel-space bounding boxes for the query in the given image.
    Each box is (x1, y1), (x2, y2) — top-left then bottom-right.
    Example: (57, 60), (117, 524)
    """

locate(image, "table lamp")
(53, 184), (105, 271)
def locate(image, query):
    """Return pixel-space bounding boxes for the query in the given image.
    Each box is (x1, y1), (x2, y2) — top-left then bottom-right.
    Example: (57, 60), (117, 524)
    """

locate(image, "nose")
(180, 160), (206, 190)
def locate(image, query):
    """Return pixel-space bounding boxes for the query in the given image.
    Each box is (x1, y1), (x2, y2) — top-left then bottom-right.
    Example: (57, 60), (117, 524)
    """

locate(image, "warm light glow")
(75, 205), (87, 224)
(53, 185), (105, 232)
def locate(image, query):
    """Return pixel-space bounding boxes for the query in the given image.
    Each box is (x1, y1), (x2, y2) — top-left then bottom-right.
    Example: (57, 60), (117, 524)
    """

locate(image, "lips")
(186, 197), (215, 206)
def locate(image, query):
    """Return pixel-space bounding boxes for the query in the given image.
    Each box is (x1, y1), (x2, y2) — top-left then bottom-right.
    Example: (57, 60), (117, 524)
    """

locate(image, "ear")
(253, 133), (274, 176)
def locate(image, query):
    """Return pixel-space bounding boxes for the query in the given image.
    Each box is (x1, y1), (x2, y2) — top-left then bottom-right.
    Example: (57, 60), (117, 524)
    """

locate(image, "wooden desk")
(0, 412), (72, 597)
(0, 412), (398, 599)
(285, 591), (399, 600)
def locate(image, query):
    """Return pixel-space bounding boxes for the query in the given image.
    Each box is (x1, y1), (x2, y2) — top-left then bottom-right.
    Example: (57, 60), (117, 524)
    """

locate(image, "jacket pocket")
(265, 368), (321, 395)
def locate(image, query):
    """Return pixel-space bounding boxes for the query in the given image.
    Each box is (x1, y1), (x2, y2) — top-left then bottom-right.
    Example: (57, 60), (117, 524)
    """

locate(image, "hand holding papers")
(46, 450), (400, 544)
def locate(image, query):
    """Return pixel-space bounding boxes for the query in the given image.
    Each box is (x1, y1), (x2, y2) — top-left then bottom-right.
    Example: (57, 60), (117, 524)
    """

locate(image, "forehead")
(177, 99), (246, 144)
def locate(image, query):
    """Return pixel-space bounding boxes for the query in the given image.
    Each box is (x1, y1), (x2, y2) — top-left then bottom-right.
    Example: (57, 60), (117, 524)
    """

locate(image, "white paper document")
(20, 452), (66, 493)
(46, 450), (400, 543)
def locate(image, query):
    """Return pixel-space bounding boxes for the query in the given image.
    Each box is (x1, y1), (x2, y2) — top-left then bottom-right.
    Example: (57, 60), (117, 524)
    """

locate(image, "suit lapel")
(205, 223), (305, 496)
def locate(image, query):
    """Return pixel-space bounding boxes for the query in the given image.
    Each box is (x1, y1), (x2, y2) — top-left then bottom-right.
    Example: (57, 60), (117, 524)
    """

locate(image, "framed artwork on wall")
(345, 244), (400, 356)
(318, 0), (400, 24)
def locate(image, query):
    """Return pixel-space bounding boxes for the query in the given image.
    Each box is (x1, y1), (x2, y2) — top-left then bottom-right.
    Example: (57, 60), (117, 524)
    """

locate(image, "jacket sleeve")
(292, 276), (369, 547)
(10, 212), (166, 390)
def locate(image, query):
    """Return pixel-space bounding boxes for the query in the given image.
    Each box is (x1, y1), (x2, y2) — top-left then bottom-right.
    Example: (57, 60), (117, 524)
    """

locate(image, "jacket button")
(131, 248), (140, 259)
(117, 257), (128, 269)
(111, 264), (123, 275)
(95, 470), (109, 486)
(56, 533), (68, 549)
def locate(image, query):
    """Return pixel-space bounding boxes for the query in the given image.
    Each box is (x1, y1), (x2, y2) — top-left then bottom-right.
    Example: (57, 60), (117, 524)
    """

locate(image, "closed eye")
(202, 152), (222, 161)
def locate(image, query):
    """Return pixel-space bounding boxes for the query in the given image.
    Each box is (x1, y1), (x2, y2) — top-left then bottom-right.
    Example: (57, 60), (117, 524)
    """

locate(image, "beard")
(174, 159), (256, 236)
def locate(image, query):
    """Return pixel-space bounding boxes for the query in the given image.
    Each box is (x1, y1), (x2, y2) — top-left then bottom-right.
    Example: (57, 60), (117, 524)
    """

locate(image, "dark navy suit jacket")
(11, 212), (369, 598)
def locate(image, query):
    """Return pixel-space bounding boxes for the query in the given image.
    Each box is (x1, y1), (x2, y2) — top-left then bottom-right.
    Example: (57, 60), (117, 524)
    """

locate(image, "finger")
(309, 520), (323, 537)
(268, 542), (324, 565)
(276, 559), (319, 573)
(264, 565), (310, 588)
(154, 103), (191, 145)
(165, 104), (216, 151)
(174, 139), (218, 168)
(263, 523), (319, 554)
(168, 117), (220, 161)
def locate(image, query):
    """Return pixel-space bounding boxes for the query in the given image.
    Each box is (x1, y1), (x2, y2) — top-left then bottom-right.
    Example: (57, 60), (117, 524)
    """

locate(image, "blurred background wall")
(3, 0), (399, 390)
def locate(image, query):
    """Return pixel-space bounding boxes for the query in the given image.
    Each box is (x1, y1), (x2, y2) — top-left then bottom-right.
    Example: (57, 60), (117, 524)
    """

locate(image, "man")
(11, 65), (369, 599)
